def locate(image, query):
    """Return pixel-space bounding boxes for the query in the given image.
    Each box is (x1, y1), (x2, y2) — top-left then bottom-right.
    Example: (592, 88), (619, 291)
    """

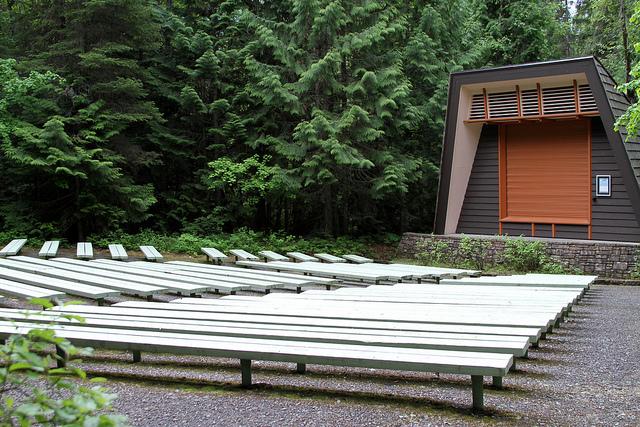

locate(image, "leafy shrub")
(0, 303), (126, 426)
(502, 238), (548, 272)
(456, 235), (492, 270)
(415, 237), (454, 266)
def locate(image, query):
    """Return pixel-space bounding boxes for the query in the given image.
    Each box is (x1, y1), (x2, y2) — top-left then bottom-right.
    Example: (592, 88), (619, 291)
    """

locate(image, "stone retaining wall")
(397, 232), (640, 279)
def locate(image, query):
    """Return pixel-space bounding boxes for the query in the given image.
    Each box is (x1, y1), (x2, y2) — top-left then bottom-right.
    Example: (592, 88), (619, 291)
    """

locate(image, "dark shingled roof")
(594, 59), (640, 186)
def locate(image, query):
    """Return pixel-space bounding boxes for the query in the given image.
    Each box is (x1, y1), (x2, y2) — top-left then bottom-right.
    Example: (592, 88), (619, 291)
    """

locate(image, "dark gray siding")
(456, 125), (499, 234)
(591, 118), (640, 241)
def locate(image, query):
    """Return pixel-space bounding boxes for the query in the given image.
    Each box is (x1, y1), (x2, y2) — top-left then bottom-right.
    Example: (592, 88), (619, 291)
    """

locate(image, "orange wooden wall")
(499, 120), (591, 225)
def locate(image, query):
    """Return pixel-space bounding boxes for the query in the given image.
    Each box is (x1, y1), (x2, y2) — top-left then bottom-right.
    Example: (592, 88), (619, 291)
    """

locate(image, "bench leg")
(471, 375), (484, 411)
(325, 284), (331, 291)
(56, 345), (67, 368)
(97, 299), (105, 307)
(492, 376), (503, 389)
(296, 286), (302, 294)
(240, 359), (252, 388)
(265, 289), (270, 294)
(296, 363), (306, 374)
(132, 350), (142, 363)
(511, 359), (516, 371)
(146, 295), (153, 302)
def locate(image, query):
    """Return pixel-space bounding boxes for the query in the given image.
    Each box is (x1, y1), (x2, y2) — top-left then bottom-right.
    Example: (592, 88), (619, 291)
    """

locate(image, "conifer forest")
(0, 0), (636, 241)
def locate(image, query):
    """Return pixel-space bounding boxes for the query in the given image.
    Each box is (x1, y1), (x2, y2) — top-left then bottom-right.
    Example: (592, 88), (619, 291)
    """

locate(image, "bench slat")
(314, 253), (346, 263)
(0, 239), (27, 257)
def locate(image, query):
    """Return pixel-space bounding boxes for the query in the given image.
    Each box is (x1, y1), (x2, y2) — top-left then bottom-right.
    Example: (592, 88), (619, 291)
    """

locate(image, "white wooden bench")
(0, 266), (118, 304)
(0, 313), (512, 410)
(0, 258), (164, 299)
(258, 250), (290, 262)
(342, 254), (373, 264)
(229, 249), (260, 261)
(108, 244), (128, 260)
(236, 260), (402, 284)
(314, 253), (346, 263)
(120, 300), (555, 331)
(39, 241), (60, 258)
(84, 259), (280, 294)
(76, 242), (93, 259)
(0, 278), (64, 300)
(2, 307), (530, 356)
(439, 276), (591, 289)
(126, 260), (340, 292)
(166, 261), (339, 285)
(202, 248), (228, 264)
(139, 246), (163, 262)
(39, 257), (233, 295)
(0, 239), (27, 257)
(53, 304), (544, 343)
(286, 252), (319, 262)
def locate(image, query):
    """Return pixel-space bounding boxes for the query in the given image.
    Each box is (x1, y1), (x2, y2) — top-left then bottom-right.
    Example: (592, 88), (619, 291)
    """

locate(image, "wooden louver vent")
(467, 82), (598, 122)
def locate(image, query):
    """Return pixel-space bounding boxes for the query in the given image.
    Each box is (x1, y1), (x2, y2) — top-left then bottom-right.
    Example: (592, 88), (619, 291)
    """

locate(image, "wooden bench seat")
(0, 258), (165, 298)
(175, 297), (562, 330)
(0, 239), (27, 257)
(11, 256), (227, 295)
(229, 249), (260, 261)
(1, 308), (530, 356)
(76, 242), (93, 259)
(0, 266), (118, 303)
(38, 241), (60, 258)
(0, 317), (512, 410)
(139, 246), (163, 262)
(202, 248), (228, 264)
(119, 261), (337, 293)
(236, 260), (399, 284)
(314, 253), (346, 263)
(108, 244), (128, 260)
(342, 254), (373, 264)
(39, 257), (239, 295)
(52, 304), (544, 343)
(119, 300), (556, 331)
(0, 278), (64, 300)
(286, 252), (319, 262)
(165, 261), (339, 284)
(258, 250), (290, 262)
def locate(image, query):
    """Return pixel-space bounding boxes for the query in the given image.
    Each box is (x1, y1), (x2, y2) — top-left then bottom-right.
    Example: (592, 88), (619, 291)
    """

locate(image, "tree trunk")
(323, 185), (334, 236)
(620, 0), (631, 83)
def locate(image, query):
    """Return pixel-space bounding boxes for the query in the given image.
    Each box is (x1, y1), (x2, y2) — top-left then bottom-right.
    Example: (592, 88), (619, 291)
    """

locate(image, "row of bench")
(0, 239), (165, 262)
(0, 272), (593, 411)
(0, 256), (343, 304)
(1, 240), (376, 268)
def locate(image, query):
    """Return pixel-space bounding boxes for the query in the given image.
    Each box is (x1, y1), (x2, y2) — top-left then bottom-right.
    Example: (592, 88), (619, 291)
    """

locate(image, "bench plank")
(108, 244), (128, 260)
(314, 253), (346, 263)
(258, 250), (290, 262)
(39, 241), (60, 258)
(76, 242), (94, 259)
(286, 252), (319, 262)
(202, 248), (227, 263)
(0, 239), (27, 257)
(139, 246), (163, 262)
(342, 254), (373, 264)
(229, 249), (260, 261)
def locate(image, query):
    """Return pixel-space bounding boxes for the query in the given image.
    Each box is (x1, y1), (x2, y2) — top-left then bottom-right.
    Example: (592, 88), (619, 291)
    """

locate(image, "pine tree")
(240, 0), (422, 235)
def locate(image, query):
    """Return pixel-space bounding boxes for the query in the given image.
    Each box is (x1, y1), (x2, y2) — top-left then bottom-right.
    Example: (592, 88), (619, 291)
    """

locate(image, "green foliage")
(415, 237), (455, 266)
(90, 228), (376, 258)
(502, 238), (549, 272)
(0, 0), (625, 240)
(0, 306), (127, 426)
(457, 235), (492, 270)
(616, 3), (640, 138)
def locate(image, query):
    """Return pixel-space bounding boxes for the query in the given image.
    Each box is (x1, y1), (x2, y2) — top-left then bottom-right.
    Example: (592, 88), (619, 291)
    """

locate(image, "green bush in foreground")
(0, 302), (127, 426)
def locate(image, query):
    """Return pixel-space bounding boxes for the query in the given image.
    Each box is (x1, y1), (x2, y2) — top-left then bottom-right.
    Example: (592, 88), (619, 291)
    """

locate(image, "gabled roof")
(434, 56), (640, 234)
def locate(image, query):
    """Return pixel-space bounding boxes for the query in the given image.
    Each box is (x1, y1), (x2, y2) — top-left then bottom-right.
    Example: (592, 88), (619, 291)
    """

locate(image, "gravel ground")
(3, 285), (638, 426)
